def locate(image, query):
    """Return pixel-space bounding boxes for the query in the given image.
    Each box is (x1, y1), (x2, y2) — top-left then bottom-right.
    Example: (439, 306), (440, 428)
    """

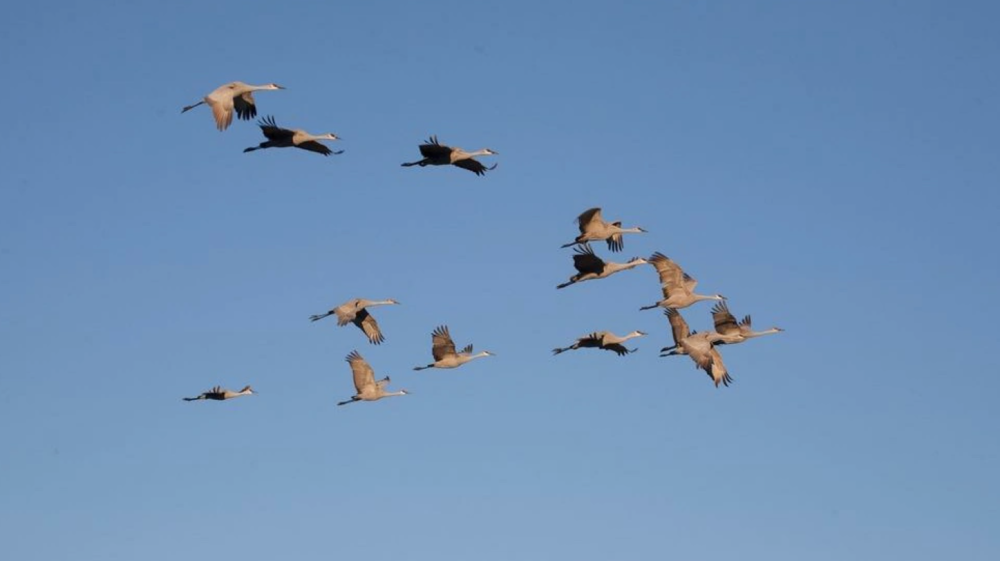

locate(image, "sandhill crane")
(552, 330), (646, 356)
(712, 301), (785, 343)
(557, 244), (647, 289)
(243, 116), (344, 156)
(639, 252), (725, 310)
(337, 350), (408, 406)
(309, 298), (399, 345)
(401, 135), (498, 175)
(658, 308), (732, 387)
(413, 325), (494, 370)
(561, 207), (647, 252)
(181, 81), (285, 131)
(183, 385), (256, 401)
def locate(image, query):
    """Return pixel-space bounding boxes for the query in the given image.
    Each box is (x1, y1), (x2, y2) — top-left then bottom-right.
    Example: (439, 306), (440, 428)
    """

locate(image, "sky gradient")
(2, 1), (999, 560)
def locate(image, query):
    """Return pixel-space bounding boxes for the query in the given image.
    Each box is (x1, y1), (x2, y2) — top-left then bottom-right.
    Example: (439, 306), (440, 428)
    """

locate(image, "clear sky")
(2, 1), (999, 559)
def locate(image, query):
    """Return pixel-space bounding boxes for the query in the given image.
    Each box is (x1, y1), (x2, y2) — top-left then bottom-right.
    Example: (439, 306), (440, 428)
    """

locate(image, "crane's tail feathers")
(181, 101), (204, 113)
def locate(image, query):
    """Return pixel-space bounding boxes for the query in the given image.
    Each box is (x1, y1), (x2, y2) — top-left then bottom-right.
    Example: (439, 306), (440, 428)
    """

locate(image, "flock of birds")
(549, 208), (784, 387)
(180, 81), (499, 173)
(178, 80), (783, 406)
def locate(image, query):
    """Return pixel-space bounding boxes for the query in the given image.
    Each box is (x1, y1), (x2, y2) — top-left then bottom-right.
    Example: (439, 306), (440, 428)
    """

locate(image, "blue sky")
(2, 1), (999, 559)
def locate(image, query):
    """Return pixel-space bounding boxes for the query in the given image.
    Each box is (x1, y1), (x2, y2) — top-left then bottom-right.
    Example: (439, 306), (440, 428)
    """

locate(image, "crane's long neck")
(695, 293), (725, 303)
(607, 260), (644, 275)
(622, 332), (643, 342)
(369, 300), (396, 307)
(469, 149), (493, 157)
(746, 328), (782, 339)
(461, 352), (491, 363)
(383, 390), (407, 398)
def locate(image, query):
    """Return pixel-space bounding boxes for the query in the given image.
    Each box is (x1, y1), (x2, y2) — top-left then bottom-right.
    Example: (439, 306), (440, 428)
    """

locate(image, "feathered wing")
(257, 115), (293, 141)
(572, 244), (606, 275)
(234, 92), (258, 121)
(346, 350), (376, 393)
(607, 221), (624, 252)
(418, 135), (452, 159)
(604, 343), (633, 356)
(578, 332), (606, 348)
(453, 158), (495, 175)
(460, 344), (474, 355)
(683, 272), (699, 292)
(431, 325), (457, 361)
(208, 97), (234, 131)
(333, 300), (359, 326)
(664, 308), (690, 346)
(649, 252), (686, 289)
(706, 347), (732, 387)
(575, 208), (602, 233)
(353, 308), (385, 345)
(711, 301), (740, 337)
(297, 141), (338, 156)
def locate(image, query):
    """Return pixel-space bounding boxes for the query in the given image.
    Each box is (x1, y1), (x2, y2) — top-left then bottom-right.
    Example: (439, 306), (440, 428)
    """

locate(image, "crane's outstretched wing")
(333, 299), (360, 326)
(346, 350), (376, 393)
(297, 141), (343, 156)
(577, 332), (605, 349)
(664, 308), (690, 346)
(207, 98), (234, 131)
(705, 347), (732, 387)
(453, 158), (496, 176)
(607, 221), (625, 252)
(711, 301), (740, 337)
(353, 308), (385, 345)
(603, 343), (634, 356)
(575, 208), (602, 232)
(431, 325), (457, 361)
(649, 252), (685, 289)
(418, 135), (451, 158)
(256, 116), (294, 141)
(234, 92), (258, 121)
(572, 244), (605, 275)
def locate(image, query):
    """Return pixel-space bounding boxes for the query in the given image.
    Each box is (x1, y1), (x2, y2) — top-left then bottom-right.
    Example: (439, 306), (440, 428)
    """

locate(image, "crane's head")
(322, 133), (342, 141)
(483, 148), (499, 156)
(267, 83), (286, 90)
(630, 330), (648, 338)
(387, 299), (401, 305)
(240, 385), (256, 395)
